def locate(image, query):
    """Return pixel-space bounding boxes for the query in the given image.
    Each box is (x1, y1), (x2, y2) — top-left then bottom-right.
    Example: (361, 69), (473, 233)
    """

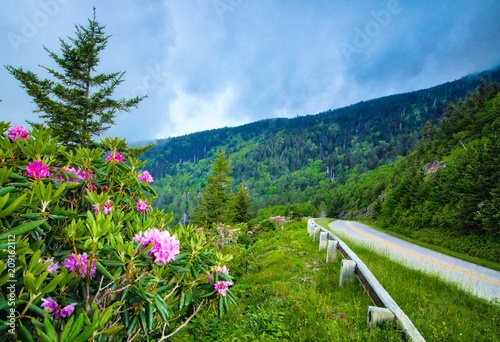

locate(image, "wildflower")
(136, 199), (150, 213)
(106, 152), (125, 163)
(26, 161), (51, 180)
(40, 297), (58, 313)
(92, 203), (100, 215)
(62, 253), (96, 279)
(137, 170), (154, 183)
(101, 184), (109, 192)
(214, 280), (232, 296)
(134, 228), (180, 265)
(7, 124), (29, 141)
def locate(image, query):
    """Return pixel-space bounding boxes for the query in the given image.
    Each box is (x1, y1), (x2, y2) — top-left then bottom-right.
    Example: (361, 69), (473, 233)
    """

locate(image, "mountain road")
(327, 220), (500, 302)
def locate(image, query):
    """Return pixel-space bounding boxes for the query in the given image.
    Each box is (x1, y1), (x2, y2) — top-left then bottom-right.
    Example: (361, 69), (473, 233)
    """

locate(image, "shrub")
(0, 122), (235, 341)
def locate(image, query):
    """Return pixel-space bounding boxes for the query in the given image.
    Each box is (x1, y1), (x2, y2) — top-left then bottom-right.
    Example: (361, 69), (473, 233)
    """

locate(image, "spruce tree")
(5, 8), (144, 149)
(233, 182), (252, 223)
(193, 150), (233, 229)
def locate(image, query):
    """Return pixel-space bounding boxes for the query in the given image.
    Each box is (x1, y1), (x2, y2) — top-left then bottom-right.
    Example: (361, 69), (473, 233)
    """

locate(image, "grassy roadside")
(317, 218), (500, 272)
(171, 221), (403, 341)
(316, 219), (500, 341)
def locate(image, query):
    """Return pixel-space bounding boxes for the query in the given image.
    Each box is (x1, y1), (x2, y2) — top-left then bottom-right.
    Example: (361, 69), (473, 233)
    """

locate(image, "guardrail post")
(307, 220), (314, 236)
(367, 306), (395, 328)
(326, 240), (338, 262)
(313, 226), (321, 241)
(319, 232), (328, 250)
(339, 259), (356, 286)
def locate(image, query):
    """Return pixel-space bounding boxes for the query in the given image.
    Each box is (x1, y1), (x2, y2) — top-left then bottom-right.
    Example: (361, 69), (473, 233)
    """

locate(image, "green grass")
(316, 219), (500, 341)
(171, 221), (403, 341)
(317, 218), (500, 272)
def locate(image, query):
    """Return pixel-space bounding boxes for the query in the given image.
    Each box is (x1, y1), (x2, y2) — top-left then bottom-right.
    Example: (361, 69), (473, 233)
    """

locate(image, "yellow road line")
(344, 221), (500, 286)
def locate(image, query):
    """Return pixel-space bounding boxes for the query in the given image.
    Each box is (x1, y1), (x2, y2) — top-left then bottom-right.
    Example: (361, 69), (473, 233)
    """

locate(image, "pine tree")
(193, 151), (234, 229)
(5, 8), (144, 149)
(233, 182), (252, 223)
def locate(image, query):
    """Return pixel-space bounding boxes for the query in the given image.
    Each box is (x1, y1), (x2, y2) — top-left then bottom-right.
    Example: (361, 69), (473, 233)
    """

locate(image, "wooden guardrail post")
(367, 306), (395, 328)
(339, 259), (356, 286)
(319, 232), (328, 250)
(326, 240), (338, 262)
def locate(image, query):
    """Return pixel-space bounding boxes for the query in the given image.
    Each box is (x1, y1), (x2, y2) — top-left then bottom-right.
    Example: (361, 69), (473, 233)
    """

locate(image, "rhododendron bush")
(0, 122), (235, 341)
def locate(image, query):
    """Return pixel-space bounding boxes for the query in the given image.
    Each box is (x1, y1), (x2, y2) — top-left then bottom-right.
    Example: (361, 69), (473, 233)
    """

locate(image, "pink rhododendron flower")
(62, 253), (96, 278)
(57, 303), (77, 319)
(103, 200), (112, 215)
(106, 152), (125, 163)
(211, 265), (230, 275)
(40, 298), (77, 319)
(7, 124), (29, 141)
(92, 203), (99, 215)
(40, 257), (59, 273)
(26, 161), (51, 180)
(134, 228), (180, 264)
(137, 170), (154, 183)
(53, 166), (91, 184)
(136, 199), (150, 213)
(214, 280), (232, 296)
(40, 297), (58, 313)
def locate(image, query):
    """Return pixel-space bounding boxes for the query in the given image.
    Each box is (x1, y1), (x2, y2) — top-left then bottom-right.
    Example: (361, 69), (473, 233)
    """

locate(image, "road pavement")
(327, 220), (500, 302)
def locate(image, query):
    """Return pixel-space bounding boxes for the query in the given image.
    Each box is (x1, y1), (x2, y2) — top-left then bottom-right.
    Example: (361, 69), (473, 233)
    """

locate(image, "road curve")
(327, 220), (500, 302)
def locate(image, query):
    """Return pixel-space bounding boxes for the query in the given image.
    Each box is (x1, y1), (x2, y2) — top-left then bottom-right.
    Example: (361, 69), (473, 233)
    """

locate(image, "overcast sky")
(1, 0), (499, 143)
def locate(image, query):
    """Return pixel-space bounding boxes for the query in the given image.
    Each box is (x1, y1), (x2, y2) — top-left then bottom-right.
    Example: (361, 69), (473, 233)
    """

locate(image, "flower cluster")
(26, 160), (51, 180)
(137, 199), (150, 213)
(54, 166), (93, 183)
(106, 152), (125, 163)
(137, 170), (154, 183)
(134, 228), (180, 264)
(7, 124), (29, 141)
(93, 199), (112, 215)
(40, 297), (77, 319)
(62, 253), (96, 279)
(214, 280), (232, 297)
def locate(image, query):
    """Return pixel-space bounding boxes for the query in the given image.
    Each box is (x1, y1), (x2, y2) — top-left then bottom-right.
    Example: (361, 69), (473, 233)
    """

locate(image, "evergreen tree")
(5, 8), (144, 149)
(193, 151), (233, 228)
(233, 182), (252, 223)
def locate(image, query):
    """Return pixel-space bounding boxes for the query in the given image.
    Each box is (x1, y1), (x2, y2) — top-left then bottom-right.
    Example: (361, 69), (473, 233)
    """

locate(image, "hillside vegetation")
(143, 68), (500, 262)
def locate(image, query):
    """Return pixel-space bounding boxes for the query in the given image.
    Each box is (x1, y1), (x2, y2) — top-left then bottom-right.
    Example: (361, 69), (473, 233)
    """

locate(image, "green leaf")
(0, 186), (16, 196)
(41, 272), (65, 294)
(28, 250), (41, 272)
(100, 325), (124, 336)
(43, 316), (58, 341)
(18, 325), (35, 342)
(0, 220), (45, 240)
(24, 272), (38, 293)
(60, 314), (75, 342)
(0, 193), (27, 218)
(154, 296), (170, 322)
(96, 261), (114, 280)
(35, 329), (53, 342)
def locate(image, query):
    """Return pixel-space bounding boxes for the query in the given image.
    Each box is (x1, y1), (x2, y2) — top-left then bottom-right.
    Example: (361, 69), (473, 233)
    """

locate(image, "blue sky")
(1, 0), (499, 143)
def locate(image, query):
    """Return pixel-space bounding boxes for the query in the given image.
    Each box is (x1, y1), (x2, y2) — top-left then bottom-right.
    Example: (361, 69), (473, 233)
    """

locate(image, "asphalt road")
(328, 220), (500, 302)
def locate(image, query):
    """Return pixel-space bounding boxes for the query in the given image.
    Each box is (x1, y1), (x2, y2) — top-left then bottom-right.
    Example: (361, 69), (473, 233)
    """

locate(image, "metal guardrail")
(308, 219), (425, 342)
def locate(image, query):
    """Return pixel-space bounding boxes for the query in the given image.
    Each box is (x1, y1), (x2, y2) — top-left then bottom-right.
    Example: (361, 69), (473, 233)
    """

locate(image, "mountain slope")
(142, 67), (500, 223)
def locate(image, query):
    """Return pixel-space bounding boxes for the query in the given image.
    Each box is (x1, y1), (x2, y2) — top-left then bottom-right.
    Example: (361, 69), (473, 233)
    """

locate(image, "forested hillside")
(143, 67), (500, 225)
